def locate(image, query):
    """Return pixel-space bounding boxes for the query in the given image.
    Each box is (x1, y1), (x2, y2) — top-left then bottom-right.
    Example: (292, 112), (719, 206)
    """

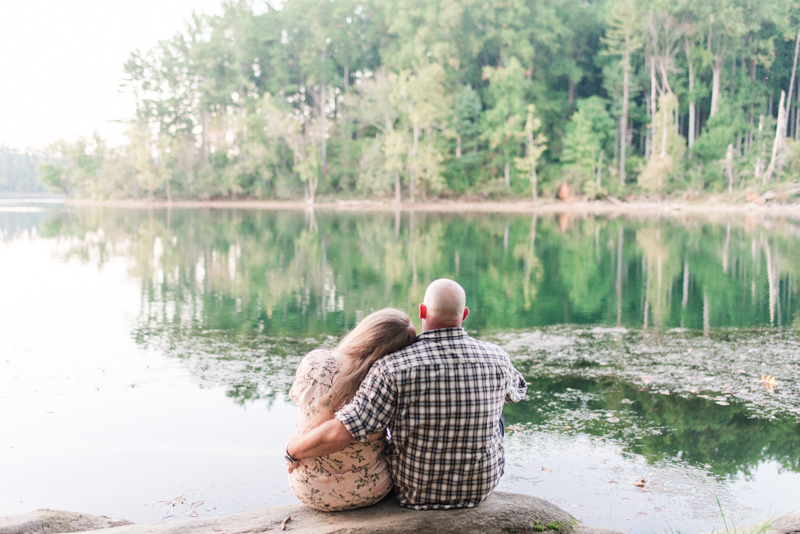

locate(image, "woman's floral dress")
(288, 349), (392, 511)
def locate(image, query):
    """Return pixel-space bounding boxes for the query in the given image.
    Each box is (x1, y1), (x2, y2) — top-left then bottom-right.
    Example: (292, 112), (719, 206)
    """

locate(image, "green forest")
(37, 0), (800, 202)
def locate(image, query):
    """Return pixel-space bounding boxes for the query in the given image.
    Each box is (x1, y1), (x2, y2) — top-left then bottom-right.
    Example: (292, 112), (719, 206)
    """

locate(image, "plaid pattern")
(335, 327), (527, 510)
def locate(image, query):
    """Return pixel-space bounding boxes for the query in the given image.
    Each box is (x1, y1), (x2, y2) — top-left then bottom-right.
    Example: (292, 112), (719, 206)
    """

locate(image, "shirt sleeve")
(334, 363), (397, 443)
(504, 359), (528, 404)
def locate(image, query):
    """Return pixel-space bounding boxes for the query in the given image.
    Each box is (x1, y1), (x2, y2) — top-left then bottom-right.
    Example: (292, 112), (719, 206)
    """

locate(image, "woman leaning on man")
(287, 308), (416, 511)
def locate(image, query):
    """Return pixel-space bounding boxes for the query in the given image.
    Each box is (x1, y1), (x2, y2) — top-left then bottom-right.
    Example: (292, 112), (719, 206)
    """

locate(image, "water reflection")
(505, 376), (800, 478)
(38, 208), (800, 335)
(5, 205), (800, 530)
(129, 323), (800, 479)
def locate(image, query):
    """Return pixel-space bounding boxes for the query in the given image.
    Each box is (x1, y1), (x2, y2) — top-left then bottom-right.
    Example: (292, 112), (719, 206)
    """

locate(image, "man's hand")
(284, 439), (301, 473)
(284, 419), (356, 471)
(287, 459), (300, 474)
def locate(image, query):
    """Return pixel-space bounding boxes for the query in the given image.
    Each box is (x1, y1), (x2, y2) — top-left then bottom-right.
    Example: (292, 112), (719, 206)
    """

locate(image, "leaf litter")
(490, 326), (800, 418)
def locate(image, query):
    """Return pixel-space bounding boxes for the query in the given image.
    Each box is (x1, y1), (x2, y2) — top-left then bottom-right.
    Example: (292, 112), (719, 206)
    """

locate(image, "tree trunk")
(186, 140), (195, 197)
(410, 124), (419, 202)
(710, 56), (721, 118)
(755, 114), (764, 180)
(528, 131), (538, 202)
(320, 83), (327, 184)
(568, 78), (576, 107)
(675, 107), (679, 136)
(696, 107), (701, 141)
(132, 170), (139, 198)
(764, 91), (786, 183)
(616, 227), (623, 326)
(394, 168), (401, 203)
(504, 156), (510, 188)
(596, 149), (604, 187)
(456, 135), (462, 158)
(620, 33), (630, 185)
(308, 175), (317, 204)
(725, 143), (734, 194)
(650, 57), (657, 150)
(796, 79), (800, 140)
(201, 110), (209, 157)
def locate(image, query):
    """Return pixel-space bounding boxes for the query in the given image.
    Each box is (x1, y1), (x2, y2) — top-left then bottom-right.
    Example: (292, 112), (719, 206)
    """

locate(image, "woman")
(287, 308), (416, 511)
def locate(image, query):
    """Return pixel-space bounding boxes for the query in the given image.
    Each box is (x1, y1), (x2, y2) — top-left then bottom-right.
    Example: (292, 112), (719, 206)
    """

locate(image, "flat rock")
(771, 512), (800, 534)
(0, 509), (132, 534)
(4, 493), (625, 534)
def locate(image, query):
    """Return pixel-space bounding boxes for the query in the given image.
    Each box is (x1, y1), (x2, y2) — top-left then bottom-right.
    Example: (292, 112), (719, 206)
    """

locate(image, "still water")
(1, 200), (799, 532)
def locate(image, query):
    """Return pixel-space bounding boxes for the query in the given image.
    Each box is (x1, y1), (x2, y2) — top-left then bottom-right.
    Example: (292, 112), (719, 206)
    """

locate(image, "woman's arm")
(286, 418), (355, 473)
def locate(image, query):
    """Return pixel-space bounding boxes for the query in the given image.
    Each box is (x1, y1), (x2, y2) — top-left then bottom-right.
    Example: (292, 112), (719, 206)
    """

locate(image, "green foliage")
(37, 163), (71, 196)
(582, 180), (608, 199)
(482, 57), (530, 188)
(514, 104), (547, 200)
(31, 0), (800, 201)
(561, 97), (616, 185)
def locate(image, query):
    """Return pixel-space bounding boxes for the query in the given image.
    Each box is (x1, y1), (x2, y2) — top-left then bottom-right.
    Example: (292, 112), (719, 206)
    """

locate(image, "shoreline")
(63, 198), (800, 215)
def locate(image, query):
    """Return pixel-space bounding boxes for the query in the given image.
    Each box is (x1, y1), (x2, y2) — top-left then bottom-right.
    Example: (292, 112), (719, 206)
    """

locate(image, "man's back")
(336, 327), (527, 509)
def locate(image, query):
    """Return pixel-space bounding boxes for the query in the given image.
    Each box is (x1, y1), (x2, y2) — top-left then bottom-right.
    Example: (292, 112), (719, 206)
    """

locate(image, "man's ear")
(462, 307), (469, 321)
(419, 303), (427, 319)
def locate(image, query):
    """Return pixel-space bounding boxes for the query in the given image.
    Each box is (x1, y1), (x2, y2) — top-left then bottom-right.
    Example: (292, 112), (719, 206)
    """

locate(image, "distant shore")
(63, 197), (800, 215)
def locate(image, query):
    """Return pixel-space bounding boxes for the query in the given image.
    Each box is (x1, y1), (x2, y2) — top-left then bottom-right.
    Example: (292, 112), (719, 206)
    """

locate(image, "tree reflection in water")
(37, 206), (800, 479)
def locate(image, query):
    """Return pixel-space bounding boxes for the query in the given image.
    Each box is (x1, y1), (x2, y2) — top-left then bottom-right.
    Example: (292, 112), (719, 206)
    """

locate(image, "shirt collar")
(416, 327), (467, 342)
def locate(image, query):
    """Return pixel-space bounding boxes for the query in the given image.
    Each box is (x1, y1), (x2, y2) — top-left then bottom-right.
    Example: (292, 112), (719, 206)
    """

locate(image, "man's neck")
(422, 320), (462, 332)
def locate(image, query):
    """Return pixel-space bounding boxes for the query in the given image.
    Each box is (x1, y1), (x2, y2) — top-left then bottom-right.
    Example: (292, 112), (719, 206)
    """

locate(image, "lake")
(1, 199), (799, 532)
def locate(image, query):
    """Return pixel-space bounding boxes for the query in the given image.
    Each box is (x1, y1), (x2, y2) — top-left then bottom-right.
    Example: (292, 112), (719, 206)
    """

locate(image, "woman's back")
(288, 349), (392, 511)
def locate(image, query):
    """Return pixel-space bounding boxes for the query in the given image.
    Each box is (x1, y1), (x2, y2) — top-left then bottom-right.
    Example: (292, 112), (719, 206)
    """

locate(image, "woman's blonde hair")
(313, 308), (416, 424)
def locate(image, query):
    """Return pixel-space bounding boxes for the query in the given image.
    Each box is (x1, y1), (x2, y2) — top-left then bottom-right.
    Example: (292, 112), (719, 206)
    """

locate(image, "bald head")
(420, 279), (469, 331)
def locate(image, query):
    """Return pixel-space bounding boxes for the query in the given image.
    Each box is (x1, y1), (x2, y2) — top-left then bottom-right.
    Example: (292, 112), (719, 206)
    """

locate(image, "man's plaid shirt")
(335, 327), (527, 509)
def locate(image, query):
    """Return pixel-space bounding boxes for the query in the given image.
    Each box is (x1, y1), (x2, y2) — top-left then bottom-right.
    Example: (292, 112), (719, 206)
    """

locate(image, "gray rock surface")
(0, 493), (626, 534)
(102, 492), (583, 534)
(0, 509), (132, 534)
(770, 512), (800, 534)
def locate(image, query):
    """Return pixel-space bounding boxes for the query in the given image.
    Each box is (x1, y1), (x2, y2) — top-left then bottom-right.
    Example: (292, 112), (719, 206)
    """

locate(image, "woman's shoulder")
(298, 349), (343, 383)
(289, 349), (344, 408)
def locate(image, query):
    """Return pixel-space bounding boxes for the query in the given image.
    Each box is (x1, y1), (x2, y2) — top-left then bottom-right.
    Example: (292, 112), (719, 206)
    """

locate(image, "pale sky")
(0, 1), (224, 151)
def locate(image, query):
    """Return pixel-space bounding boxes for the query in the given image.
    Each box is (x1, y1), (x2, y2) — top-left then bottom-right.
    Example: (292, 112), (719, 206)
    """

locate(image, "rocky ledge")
(1, 492), (620, 534)
(0, 509), (133, 534)
(3, 492), (799, 534)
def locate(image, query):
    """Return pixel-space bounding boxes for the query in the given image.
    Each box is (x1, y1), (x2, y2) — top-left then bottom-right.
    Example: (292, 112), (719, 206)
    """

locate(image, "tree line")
(1, 145), (47, 194)
(38, 0), (800, 202)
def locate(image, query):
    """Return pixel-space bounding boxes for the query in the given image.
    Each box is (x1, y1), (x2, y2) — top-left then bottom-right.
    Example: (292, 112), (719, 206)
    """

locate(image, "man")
(285, 278), (527, 509)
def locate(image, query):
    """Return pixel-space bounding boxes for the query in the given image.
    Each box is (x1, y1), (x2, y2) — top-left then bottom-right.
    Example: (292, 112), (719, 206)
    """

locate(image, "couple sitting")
(285, 279), (527, 511)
